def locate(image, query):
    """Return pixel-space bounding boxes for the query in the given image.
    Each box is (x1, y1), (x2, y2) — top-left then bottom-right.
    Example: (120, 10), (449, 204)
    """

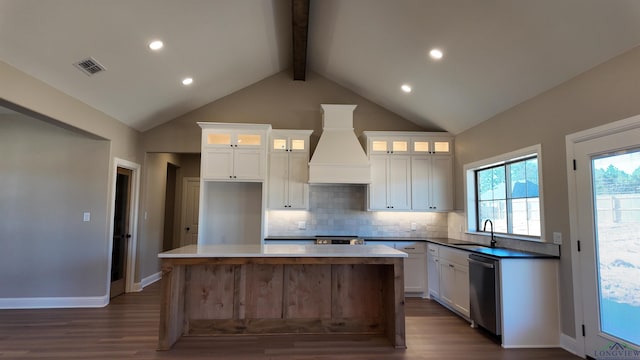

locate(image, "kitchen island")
(157, 244), (408, 350)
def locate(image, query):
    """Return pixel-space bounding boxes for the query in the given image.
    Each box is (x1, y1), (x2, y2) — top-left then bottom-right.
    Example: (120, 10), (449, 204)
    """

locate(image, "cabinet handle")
(449, 264), (454, 268)
(229, 176), (233, 178)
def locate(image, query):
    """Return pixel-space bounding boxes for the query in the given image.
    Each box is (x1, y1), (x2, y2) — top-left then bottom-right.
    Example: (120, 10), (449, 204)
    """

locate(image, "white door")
(411, 156), (430, 210)
(234, 149), (264, 180)
(287, 152), (309, 209)
(574, 127), (640, 356)
(268, 152), (288, 209)
(369, 155), (388, 210)
(180, 177), (200, 246)
(388, 155), (411, 210)
(202, 148), (234, 180)
(430, 156), (453, 211)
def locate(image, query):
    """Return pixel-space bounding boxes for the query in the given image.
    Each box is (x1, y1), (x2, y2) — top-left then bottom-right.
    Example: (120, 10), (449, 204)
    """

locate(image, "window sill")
(465, 231), (544, 243)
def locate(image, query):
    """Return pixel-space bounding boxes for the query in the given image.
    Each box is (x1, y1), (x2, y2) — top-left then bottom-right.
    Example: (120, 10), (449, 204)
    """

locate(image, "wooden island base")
(158, 256), (405, 350)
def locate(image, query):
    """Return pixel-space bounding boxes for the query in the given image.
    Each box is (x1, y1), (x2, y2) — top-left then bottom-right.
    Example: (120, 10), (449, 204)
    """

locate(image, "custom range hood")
(308, 104), (371, 184)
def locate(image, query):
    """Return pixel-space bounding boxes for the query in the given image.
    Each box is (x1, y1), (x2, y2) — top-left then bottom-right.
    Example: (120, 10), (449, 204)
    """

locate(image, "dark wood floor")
(0, 282), (580, 359)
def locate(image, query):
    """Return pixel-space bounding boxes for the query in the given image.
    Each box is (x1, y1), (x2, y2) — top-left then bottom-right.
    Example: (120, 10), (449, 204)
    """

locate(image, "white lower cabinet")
(427, 245), (440, 299)
(373, 241), (427, 297)
(428, 244), (470, 318)
(398, 243), (427, 295)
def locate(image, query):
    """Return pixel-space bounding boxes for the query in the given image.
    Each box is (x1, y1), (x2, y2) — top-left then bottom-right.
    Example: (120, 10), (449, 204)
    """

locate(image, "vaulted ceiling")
(1, 0), (640, 134)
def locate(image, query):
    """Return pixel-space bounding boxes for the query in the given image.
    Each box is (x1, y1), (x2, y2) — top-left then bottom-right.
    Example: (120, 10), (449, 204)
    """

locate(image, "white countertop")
(158, 244), (407, 258)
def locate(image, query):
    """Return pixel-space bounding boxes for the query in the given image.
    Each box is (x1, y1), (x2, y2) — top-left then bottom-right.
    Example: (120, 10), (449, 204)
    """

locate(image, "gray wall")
(141, 70), (428, 154)
(0, 61), (140, 299)
(0, 113), (110, 297)
(454, 45), (640, 337)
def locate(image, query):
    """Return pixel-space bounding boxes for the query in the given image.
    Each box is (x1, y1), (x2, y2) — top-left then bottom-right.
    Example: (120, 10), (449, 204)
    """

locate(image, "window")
(465, 145), (543, 240)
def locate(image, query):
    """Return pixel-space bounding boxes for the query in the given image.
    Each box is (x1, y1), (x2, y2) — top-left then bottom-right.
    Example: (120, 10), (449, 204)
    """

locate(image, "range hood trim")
(308, 104), (371, 184)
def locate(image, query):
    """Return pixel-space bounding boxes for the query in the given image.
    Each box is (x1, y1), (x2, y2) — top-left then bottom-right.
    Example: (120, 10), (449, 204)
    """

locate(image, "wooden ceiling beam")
(292, 0), (310, 81)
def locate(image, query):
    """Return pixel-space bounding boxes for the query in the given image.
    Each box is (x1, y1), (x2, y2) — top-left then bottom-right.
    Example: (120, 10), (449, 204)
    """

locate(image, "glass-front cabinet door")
(411, 137), (452, 154)
(205, 130), (263, 148)
(271, 131), (311, 153)
(369, 138), (409, 155)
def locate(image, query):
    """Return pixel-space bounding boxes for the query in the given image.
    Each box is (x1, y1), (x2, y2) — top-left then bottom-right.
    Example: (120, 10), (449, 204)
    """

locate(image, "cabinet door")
(287, 152), (309, 209)
(439, 259), (455, 307)
(453, 264), (470, 317)
(427, 254), (440, 299)
(234, 149), (264, 180)
(268, 152), (288, 208)
(430, 156), (453, 211)
(404, 254), (426, 293)
(388, 155), (411, 209)
(431, 138), (452, 154)
(397, 242), (426, 295)
(202, 148), (234, 180)
(369, 155), (388, 210)
(411, 156), (430, 210)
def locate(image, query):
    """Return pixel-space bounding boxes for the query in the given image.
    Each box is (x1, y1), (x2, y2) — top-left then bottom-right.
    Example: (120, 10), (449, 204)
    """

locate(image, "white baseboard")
(0, 295), (108, 309)
(560, 333), (579, 356)
(132, 271), (161, 292)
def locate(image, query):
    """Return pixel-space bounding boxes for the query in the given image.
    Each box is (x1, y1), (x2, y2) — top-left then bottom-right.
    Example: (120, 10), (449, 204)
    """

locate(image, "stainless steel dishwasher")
(468, 254), (501, 336)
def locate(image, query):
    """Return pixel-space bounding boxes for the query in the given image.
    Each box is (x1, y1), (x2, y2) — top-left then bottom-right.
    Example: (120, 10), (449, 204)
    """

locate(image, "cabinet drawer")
(396, 242), (426, 254)
(438, 246), (470, 266)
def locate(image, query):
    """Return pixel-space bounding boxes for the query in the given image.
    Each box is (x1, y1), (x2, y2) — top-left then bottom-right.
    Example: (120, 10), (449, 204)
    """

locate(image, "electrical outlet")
(297, 221), (306, 230)
(553, 232), (562, 245)
(410, 222), (417, 231)
(83, 212), (90, 222)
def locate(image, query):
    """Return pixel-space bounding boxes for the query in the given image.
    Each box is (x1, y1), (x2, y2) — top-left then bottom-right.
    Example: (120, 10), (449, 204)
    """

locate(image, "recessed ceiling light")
(149, 40), (164, 51)
(401, 84), (412, 93)
(182, 77), (193, 86)
(429, 48), (443, 60)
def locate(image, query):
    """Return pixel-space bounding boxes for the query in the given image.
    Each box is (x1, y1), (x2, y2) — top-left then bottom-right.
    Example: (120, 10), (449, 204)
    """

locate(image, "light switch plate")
(83, 212), (90, 222)
(553, 232), (562, 244)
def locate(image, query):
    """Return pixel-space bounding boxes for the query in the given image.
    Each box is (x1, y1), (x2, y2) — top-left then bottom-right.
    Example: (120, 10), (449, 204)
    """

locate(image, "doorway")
(180, 177), (200, 246)
(568, 115), (640, 357)
(108, 158), (140, 299)
(162, 163), (178, 251)
(111, 167), (132, 298)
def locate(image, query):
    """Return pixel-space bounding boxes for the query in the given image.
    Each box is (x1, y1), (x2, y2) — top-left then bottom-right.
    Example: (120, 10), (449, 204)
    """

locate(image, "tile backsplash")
(267, 185), (448, 238)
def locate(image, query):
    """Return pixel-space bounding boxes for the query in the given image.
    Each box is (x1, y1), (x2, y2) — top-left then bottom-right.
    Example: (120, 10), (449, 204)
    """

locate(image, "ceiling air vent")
(73, 57), (106, 76)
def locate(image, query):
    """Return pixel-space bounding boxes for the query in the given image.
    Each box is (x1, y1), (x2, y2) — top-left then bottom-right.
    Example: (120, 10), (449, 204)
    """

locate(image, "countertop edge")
(264, 237), (559, 259)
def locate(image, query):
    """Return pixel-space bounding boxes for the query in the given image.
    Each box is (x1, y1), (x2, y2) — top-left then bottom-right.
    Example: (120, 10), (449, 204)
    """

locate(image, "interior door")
(110, 167), (132, 298)
(574, 128), (640, 357)
(180, 177), (200, 246)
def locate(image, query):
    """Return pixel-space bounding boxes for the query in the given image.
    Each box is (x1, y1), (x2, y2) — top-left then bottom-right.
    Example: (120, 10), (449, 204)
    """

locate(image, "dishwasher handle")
(468, 255), (496, 269)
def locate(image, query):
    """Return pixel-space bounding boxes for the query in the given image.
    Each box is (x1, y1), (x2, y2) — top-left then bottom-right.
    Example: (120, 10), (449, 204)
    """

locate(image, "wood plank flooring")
(0, 282), (580, 359)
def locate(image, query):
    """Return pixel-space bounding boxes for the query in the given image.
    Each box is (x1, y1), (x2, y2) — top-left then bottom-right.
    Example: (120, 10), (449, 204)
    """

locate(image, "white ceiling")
(1, 0), (640, 134)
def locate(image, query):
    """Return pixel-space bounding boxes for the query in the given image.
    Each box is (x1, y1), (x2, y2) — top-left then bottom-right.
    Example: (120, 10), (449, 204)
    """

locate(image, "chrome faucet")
(483, 219), (497, 247)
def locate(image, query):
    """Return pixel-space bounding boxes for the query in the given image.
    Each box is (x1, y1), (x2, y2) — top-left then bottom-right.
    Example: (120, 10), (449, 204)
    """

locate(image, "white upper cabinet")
(411, 156), (453, 211)
(268, 130), (313, 209)
(362, 131), (453, 211)
(365, 133), (411, 210)
(369, 154), (411, 210)
(199, 123), (271, 181)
